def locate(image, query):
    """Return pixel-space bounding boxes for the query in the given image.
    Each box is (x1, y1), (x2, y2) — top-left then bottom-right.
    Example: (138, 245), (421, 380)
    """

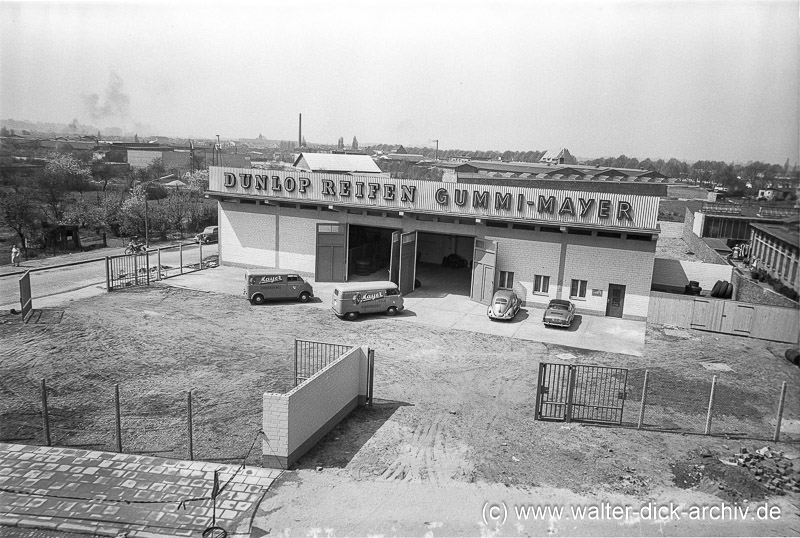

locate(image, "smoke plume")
(83, 72), (131, 120)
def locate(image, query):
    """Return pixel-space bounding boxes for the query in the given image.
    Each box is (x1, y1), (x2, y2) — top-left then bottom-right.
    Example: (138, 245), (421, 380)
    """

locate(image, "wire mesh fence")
(620, 368), (795, 441)
(535, 363), (796, 442)
(0, 376), (294, 465)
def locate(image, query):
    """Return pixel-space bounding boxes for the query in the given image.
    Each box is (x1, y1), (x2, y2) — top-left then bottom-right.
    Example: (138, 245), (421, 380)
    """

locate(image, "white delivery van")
(331, 281), (404, 321)
(245, 271), (314, 305)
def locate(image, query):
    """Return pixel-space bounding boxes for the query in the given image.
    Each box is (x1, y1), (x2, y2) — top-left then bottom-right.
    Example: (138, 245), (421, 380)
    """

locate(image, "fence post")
(367, 348), (375, 407)
(773, 382), (787, 442)
(187, 390), (194, 460)
(157, 249), (162, 281)
(134, 252), (139, 286)
(114, 384), (123, 452)
(294, 340), (299, 387)
(105, 256), (111, 291)
(180, 242), (184, 275)
(199, 241), (203, 270)
(41, 379), (51, 446)
(704, 375), (717, 435)
(637, 370), (649, 430)
(146, 251), (151, 285)
(565, 366), (577, 423)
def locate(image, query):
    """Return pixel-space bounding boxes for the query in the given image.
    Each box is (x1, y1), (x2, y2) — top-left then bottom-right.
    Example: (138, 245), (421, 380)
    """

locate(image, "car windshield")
(549, 304), (568, 311)
(494, 298), (508, 305)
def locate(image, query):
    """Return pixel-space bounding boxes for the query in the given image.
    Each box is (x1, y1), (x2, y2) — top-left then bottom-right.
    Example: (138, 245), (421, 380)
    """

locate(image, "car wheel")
(298, 292), (311, 303)
(386, 306), (398, 316)
(252, 294), (266, 305)
(345, 312), (358, 321)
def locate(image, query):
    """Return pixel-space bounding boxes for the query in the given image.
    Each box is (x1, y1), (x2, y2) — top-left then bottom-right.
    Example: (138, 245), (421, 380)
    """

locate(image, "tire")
(345, 312), (358, 321)
(386, 306), (398, 316)
(722, 282), (732, 299)
(298, 291), (311, 303)
(124, 246), (134, 255)
(688, 280), (700, 287)
(784, 349), (800, 366)
(252, 294), (266, 305)
(711, 280), (723, 297)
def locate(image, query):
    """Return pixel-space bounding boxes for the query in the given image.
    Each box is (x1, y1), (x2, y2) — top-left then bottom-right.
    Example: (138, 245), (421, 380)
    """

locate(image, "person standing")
(11, 244), (21, 267)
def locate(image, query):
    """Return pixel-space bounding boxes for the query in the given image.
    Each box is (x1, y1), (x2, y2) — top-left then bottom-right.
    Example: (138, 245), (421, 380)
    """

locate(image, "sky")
(0, 0), (798, 164)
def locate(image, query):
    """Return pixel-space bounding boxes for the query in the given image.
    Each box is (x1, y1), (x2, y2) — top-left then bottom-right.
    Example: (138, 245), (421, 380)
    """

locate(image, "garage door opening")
(413, 232), (474, 298)
(347, 224), (398, 280)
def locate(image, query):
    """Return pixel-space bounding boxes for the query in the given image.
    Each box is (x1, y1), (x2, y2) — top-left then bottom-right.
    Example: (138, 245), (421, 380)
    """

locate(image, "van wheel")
(345, 312), (358, 321)
(252, 294), (266, 305)
(386, 306), (398, 316)
(298, 292), (311, 303)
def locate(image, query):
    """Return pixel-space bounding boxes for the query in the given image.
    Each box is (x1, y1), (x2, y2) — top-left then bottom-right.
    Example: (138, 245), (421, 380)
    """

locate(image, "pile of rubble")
(724, 446), (800, 495)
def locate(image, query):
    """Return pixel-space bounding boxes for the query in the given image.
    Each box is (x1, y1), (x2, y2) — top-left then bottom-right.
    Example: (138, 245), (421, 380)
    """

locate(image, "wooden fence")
(648, 292), (800, 344)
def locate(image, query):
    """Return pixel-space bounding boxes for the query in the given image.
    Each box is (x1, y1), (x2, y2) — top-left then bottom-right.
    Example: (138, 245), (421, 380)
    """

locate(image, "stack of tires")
(710, 280), (733, 299)
(684, 280), (702, 295)
(785, 349), (800, 367)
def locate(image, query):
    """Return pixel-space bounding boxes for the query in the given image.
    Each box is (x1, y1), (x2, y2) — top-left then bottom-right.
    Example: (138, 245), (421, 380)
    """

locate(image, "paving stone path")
(0, 443), (281, 537)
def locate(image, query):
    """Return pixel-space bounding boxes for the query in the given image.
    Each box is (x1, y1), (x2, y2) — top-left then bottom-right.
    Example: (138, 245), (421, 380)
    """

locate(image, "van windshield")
(386, 288), (399, 296)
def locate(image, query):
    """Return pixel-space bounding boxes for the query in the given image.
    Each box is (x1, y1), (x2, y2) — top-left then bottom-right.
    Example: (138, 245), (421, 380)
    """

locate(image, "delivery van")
(245, 271), (314, 305)
(332, 281), (404, 321)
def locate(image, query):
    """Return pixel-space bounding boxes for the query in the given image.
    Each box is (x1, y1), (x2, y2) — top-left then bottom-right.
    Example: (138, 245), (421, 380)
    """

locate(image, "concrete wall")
(732, 269), (800, 308)
(682, 210), (728, 265)
(262, 346), (369, 469)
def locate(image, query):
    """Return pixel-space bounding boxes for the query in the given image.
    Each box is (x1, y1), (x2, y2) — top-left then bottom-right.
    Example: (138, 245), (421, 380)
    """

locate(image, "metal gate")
(294, 339), (355, 386)
(106, 252), (151, 291)
(535, 363), (628, 425)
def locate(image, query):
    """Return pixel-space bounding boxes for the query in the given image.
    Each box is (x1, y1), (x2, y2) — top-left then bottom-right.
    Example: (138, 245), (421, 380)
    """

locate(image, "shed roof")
(293, 153), (382, 174)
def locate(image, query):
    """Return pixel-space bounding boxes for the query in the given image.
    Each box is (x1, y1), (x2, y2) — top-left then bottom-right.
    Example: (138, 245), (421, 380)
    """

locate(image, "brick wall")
(262, 346), (369, 469)
(278, 208), (335, 274)
(484, 228), (563, 307)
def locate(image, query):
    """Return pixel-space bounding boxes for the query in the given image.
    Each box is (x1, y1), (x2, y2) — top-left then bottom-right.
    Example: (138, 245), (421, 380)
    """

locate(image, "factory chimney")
(298, 113), (302, 148)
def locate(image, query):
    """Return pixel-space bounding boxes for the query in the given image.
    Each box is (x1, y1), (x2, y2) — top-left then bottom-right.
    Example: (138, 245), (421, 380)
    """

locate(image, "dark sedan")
(542, 299), (576, 328)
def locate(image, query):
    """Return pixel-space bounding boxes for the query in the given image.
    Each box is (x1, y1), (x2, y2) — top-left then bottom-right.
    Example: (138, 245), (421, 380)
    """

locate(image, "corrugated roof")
(293, 153), (382, 174)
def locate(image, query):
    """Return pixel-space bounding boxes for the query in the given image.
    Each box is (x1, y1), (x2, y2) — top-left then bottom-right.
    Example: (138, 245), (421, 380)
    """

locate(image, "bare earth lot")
(1, 284), (799, 535)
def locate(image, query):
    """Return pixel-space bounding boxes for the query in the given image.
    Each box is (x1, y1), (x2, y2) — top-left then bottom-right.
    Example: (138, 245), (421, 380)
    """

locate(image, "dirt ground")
(1, 283), (799, 519)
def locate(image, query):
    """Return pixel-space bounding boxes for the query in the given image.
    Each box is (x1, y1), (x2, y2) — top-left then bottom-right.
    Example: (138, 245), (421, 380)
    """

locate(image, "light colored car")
(487, 289), (521, 320)
(543, 299), (576, 328)
(195, 226), (218, 244)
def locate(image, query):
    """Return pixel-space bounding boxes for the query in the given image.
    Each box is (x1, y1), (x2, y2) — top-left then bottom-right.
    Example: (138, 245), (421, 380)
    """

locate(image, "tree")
(351, 136), (358, 150)
(36, 152), (92, 223)
(338, 137), (344, 150)
(0, 189), (40, 248)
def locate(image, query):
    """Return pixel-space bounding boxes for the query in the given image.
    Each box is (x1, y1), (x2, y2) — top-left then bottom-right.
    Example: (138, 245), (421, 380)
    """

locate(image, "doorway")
(606, 284), (626, 317)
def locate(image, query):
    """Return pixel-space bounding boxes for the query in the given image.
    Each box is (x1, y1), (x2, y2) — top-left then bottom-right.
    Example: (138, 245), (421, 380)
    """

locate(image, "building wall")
(682, 210), (728, 265)
(749, 228), (800, 294)
(262, 346), (368, 468)
(128, 150), (165, 169)
(219, 201), (657, 319)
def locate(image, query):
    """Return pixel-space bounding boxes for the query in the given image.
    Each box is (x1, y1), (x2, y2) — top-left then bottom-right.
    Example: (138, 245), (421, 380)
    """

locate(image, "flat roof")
(751, 222), (800, 249)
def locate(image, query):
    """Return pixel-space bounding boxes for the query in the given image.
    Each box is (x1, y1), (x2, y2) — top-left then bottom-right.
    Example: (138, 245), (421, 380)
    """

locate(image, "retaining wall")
(262, 346), (369, 469)
(732, 269), (800, 308)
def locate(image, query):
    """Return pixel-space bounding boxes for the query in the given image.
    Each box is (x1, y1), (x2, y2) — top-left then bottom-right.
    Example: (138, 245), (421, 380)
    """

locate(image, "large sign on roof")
(210, 167), (660, 231)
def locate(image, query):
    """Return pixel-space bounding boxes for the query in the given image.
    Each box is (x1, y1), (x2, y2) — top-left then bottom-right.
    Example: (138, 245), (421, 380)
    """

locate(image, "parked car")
(195, 226), (218, 244)
(487, 289), (521, 321)
(542, 299), (576, 328)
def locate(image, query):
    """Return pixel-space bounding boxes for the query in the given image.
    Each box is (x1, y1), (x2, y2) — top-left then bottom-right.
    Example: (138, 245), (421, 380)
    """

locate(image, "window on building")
(499, 271), (514, 289)
(534, 274), (550, 293)
(570, 279), (587, 299)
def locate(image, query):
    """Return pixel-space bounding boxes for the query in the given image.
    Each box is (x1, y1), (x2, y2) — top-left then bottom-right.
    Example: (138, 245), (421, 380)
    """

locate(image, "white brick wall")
(220, 202), (278, 267)
(562, 239), (655, 319)
(262, 346), (368, 463)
